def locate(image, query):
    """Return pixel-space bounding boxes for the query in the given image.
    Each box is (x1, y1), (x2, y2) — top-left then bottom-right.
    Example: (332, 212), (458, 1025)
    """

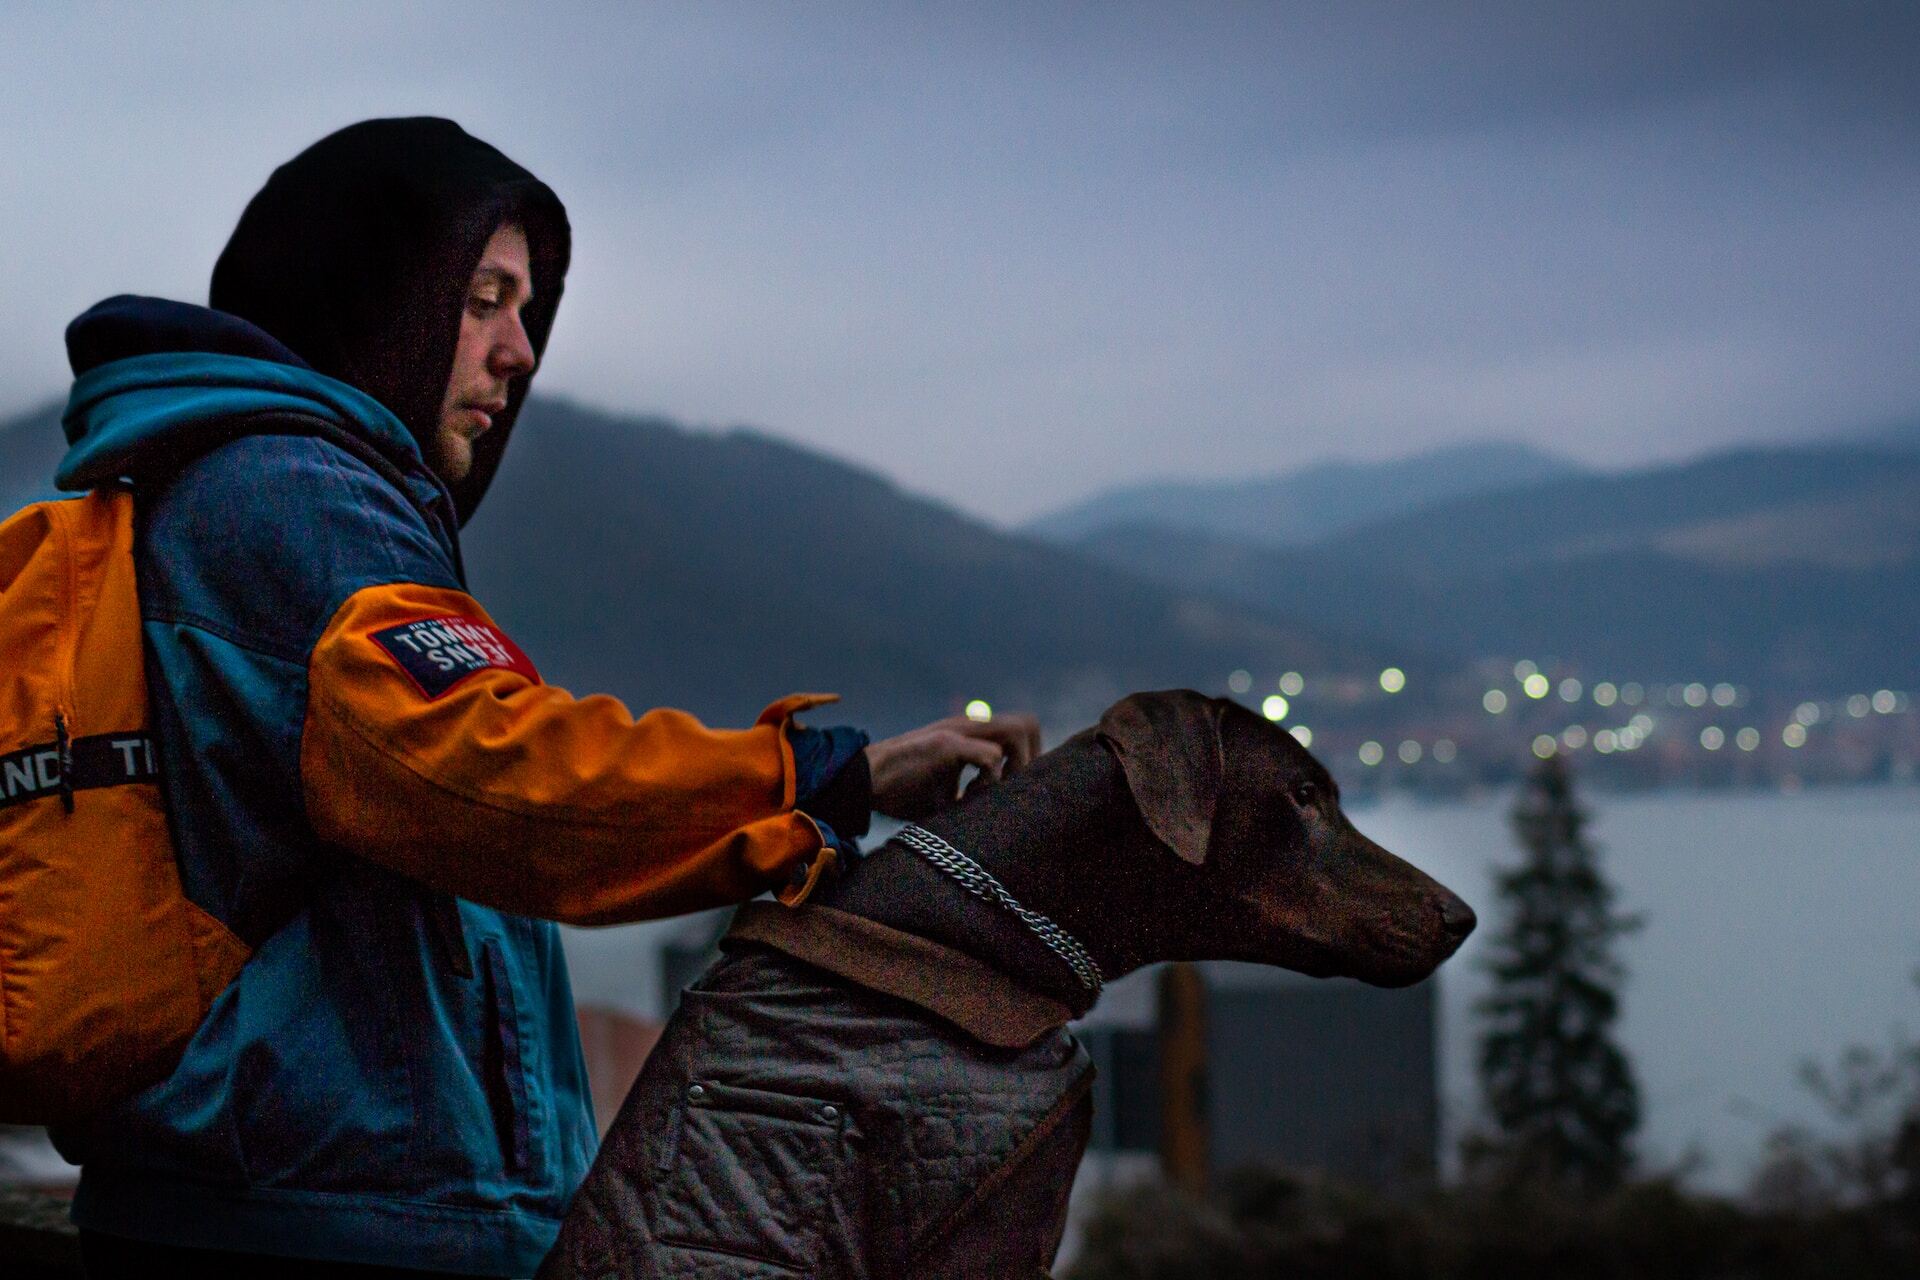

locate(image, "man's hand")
(864, 712), (1042, 821)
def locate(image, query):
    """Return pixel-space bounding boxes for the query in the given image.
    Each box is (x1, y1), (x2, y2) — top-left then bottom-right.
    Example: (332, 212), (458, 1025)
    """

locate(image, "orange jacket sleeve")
(299, 581), (837, 925)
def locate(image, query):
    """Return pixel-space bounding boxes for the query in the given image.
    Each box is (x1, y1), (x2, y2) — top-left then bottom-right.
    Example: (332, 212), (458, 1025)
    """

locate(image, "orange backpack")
(0, 489), (250, 1124)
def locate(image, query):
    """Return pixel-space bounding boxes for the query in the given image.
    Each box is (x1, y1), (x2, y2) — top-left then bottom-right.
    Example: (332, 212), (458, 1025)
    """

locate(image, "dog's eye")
(1293, 781), (1321, 810)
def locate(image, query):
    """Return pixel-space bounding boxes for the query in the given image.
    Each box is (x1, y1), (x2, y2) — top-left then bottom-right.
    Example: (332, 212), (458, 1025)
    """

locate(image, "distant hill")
(1072, 447), (1920, 691)
(0, 401), (66, 513)
(453, 398), (1390, 733)
(1321, 447), (1920, 577)
(1022, 441), (1584, 548)
(1865, 418), (1920, 450)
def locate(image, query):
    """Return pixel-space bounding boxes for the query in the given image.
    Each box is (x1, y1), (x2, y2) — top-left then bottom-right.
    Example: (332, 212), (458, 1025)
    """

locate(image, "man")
(53, 117), (1036, 1277)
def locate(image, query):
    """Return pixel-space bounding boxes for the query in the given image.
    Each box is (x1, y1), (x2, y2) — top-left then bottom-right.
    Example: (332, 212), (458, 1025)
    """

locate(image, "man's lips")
(461, 401), (507, 434)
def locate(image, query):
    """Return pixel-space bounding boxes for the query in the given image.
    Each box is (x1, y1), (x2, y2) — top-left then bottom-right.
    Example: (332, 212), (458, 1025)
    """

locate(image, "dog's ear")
(1096, 689), (1225, 865)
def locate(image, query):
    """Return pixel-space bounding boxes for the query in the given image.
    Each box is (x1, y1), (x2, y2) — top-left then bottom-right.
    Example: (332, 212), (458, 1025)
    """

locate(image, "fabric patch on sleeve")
(371, 615), (541, 699)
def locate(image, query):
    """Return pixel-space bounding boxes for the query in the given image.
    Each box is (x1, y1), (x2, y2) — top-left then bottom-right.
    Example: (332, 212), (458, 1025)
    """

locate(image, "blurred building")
(1208, 971), (1437, 1183)
(1080, 962), (1440, 1187)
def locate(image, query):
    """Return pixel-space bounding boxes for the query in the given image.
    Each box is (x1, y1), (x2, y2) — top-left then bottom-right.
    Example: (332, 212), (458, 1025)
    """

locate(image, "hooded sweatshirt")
(52, 117), (864, 1274)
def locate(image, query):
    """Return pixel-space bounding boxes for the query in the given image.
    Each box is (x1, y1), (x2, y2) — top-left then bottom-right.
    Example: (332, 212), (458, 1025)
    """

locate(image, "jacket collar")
(58, 296), (432, 495)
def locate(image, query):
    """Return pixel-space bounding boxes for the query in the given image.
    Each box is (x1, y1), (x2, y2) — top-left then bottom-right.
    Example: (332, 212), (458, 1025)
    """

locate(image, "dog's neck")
(810, 731), (1185, 1017)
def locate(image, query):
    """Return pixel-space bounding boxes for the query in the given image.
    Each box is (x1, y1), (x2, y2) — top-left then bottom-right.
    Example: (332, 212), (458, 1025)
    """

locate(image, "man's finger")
(955, 714), (1039, 771)
(1010, 712), (1040, 767)
(945, 733), (1008, 776)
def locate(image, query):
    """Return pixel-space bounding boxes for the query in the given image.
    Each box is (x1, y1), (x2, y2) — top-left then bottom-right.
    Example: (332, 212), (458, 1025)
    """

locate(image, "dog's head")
(1096, 689), (1474, 987)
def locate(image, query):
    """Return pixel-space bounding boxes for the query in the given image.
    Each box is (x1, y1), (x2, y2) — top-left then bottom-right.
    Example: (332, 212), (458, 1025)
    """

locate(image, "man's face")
(433, 221), (536, 484)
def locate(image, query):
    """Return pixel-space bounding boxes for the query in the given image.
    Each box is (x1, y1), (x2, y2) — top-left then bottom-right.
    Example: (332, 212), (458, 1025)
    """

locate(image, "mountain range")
(1022, 441), (1584, 547)
(1056, 446), (1920, 692)
(6, 392), (1916, 713)
(462, 400), (1380, 732)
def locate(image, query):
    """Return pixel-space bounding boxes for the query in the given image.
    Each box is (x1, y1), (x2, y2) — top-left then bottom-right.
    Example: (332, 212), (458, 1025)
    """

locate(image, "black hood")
(210, 116), (569, 524)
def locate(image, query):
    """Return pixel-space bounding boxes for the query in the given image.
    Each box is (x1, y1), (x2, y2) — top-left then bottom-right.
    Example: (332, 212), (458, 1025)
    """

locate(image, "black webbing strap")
(0, 730), (160, 813)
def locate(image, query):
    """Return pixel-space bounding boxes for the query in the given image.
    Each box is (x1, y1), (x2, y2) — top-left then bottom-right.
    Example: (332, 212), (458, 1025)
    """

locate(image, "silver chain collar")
(893, 823), (1104, 997)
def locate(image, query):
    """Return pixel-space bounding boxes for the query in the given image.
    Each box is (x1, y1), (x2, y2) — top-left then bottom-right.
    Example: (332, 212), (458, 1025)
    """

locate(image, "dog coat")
(540, 907), (1095, 1279)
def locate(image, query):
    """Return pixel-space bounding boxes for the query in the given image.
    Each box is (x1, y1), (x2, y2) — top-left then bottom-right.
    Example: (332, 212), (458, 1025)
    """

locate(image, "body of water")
(1362, 783), (1920, 1193)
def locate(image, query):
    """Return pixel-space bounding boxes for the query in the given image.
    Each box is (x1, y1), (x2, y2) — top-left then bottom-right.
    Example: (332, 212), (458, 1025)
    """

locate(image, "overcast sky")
(6, 3), (1916, 523)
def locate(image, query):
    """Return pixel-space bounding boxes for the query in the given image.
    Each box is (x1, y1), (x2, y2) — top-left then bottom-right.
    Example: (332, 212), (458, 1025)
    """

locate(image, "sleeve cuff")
(790, 724), (872, 842)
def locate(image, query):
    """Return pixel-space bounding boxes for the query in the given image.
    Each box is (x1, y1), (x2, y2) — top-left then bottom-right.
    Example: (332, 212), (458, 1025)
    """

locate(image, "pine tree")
(1473, 753), (1642, 1196)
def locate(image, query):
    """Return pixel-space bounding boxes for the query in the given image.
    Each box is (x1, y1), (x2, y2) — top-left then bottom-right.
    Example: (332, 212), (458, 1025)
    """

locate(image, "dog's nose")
(1438, 894), (1476, 942)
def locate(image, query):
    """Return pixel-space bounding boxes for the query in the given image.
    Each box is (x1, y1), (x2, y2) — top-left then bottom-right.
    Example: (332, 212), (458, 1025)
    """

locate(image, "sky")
(5, 2), (1916, 524)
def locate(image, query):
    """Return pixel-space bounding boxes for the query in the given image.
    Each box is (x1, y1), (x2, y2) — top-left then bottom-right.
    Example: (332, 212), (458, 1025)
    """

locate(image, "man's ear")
(1096, 689), (1224, 866)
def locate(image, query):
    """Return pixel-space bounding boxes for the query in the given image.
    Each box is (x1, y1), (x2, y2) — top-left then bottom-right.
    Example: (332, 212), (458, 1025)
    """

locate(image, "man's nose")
(489, 315), (536, 379)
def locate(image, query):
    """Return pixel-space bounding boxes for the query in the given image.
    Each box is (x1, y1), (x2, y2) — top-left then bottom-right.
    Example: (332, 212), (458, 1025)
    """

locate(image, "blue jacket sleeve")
(789, 724), (872, 855)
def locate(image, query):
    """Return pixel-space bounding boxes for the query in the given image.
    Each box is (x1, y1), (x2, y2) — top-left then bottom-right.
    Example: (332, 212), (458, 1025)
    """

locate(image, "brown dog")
(540, 690), (1474, 1279)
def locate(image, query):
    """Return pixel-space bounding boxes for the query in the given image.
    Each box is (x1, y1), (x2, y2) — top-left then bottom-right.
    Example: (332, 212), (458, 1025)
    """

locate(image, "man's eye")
(468, 295), (501, 315)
